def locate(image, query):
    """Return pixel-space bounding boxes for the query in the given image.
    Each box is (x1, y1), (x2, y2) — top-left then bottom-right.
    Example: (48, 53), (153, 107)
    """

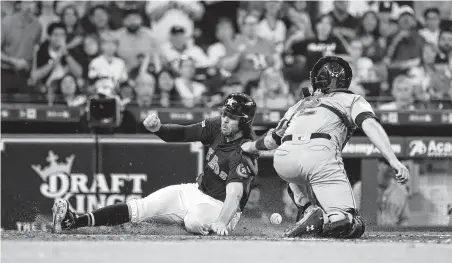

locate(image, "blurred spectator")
(175, 56), (206, 108)
(59, 4), (84, 50)
(376, 158), (410, 226)
(347, 40), (378, 83)
(328, 0), (358, 41)
(114, 7), (160, 71)
(146, 0), (204, 45)
(353, 159), (410, 226)
(257, 1), (286, 53)
(88, 33), (128, 86)
(193, 1), (240, 49)
(252, 68), (294, 109)
(32, 22), (83, 93)
(93, 76), (118, 98)
(161, 26), (211, 70)
(108, 1), (150, 30)
(346, 40), (379, 97)
(37, 0), (59, 42)
(74, 35), (100, 79)
(156, 68), (177, 108)
(1, 1), (42, 94)
(50, 73), (86, 107)
(220, 13), (279, 88)
(357, 11), (386, 63)
(205, 76), (243, 108)
(119, 85), (135, 104)
(385, 6), (424, 70)
(437, 30), (452, 65)
(285, 14), (347, 83)
(409, 43), (452, 102)
(134, 72), (156, 108)
(83, 5), (112, 40)
(284, 1), (314, 53)
(379, 75), (417, 110)
(419, 7), (441, 46)
(207, 18), (237, 67)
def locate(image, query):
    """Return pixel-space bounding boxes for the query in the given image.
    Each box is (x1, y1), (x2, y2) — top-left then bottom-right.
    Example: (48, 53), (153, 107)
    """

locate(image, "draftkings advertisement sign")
(1, 135), (203, 230)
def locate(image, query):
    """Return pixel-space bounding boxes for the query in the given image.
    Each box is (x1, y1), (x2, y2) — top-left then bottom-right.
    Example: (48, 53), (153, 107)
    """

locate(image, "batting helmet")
(310, 56), (353, 93)
(222, 93), (257, 125)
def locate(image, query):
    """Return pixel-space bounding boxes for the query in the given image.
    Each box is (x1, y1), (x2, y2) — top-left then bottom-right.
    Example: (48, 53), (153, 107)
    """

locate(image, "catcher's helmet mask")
(310, 56), (353, 94)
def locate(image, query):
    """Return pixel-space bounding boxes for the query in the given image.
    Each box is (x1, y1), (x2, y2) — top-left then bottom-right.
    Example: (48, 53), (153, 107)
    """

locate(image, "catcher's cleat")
(52, 198), (76, 233)
(284, 205), (324, 238)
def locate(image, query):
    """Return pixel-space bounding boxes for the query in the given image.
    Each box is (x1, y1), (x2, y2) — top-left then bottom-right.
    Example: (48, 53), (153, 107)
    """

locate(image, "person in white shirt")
(161, 26), (211, 70)
(146, 0), (204, 46)
(174, 56), (206, 108)
(257, 0), (286, 53)
(88, 33), (128, 85)
(419, 8), (441, 47)
(207, 18), (237, 66)
(379, 75), (417, 111)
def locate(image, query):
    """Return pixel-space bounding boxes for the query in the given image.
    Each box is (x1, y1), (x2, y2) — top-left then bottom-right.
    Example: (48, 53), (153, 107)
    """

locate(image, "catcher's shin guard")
(347, 212), (366, 238)
(283, 205), (324, 237)
(321, 209), (365, 238)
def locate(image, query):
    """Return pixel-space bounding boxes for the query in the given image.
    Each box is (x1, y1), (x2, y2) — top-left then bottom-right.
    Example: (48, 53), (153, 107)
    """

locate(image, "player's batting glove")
(392, 161), (410, 184)
(143, 113), (162, 132)
(210, 222), (229, 236)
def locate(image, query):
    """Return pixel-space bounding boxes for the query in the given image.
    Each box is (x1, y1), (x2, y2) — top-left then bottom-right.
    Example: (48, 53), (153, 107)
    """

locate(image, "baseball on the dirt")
(270, 213), (282, 225)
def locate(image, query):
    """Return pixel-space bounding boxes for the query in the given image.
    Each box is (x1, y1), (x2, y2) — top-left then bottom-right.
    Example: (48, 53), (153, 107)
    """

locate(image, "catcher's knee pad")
(126, 198), (144, 223)
(321, 209), (365, 238)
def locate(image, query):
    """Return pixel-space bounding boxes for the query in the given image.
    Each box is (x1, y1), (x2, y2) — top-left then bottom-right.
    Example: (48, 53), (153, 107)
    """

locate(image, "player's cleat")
(52, 198), (76, 233)
(283, 205), (324, 238)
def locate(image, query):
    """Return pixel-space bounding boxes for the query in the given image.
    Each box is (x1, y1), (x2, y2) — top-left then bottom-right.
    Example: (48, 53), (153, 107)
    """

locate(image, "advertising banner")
(406, 137), (452, 158)
(1, 135), (202, 230)
(3, 103), (452, 126)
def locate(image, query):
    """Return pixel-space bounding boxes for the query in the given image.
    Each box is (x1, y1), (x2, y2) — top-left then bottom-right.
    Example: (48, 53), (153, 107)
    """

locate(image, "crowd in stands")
(2, 0), (452, 111)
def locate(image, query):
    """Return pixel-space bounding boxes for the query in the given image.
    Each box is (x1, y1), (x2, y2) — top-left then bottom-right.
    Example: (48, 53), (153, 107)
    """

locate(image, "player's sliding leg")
(52, 199), (130, 233)
(52, 184), (187, 233)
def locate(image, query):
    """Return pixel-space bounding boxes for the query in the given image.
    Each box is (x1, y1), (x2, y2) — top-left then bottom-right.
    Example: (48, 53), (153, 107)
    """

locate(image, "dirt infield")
(2, 226), (452, 263)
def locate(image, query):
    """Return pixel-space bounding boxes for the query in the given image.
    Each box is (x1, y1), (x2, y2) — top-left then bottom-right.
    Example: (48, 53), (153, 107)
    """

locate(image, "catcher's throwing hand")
(391, 161), (410, 184)
(210, 222), (229, 236)
(143, 113), (161, 132)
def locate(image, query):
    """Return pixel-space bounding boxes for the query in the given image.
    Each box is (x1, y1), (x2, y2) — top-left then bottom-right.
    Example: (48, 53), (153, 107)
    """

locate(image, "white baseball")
(270, 213), (282, 225)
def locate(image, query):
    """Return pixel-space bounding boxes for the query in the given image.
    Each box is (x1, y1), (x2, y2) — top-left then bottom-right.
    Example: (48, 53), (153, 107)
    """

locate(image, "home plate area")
(2, 221), (452, 263)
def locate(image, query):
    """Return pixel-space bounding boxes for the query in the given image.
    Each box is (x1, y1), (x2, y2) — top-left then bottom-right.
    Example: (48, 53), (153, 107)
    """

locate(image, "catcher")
(52, 93), (258, 236)
(242, 56), (409, 238)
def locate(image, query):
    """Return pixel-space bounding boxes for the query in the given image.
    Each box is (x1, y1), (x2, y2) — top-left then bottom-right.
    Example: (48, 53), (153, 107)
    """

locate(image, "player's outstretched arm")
(361, 118), (410, 184)
(210, 182), (243, 236)
(143, 113), (218, 144)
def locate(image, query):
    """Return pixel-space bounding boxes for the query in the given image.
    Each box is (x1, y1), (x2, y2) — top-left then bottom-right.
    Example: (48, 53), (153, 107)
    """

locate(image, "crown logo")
(32, 151), (75, 181)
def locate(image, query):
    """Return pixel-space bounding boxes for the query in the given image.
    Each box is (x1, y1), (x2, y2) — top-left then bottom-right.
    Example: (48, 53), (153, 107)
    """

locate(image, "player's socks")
(74, 203), (130, 228)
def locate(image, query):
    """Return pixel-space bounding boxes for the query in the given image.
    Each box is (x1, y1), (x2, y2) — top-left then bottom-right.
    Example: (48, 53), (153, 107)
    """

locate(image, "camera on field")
(87, 77), (122, 129)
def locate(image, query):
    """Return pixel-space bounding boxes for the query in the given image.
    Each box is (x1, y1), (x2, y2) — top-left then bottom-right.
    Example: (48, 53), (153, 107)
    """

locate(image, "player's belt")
(282, 133), (331, 143)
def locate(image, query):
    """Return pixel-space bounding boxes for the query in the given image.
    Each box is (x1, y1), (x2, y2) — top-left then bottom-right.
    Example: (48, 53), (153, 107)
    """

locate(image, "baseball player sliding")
(52, 93), (258, 236)
(242, 56), (410, 238)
